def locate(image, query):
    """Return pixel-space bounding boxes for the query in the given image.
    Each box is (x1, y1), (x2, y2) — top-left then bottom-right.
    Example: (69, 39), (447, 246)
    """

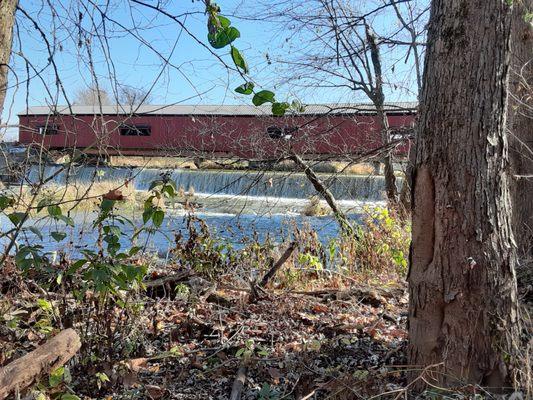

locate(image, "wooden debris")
(144, 270), (192, 288)
(0, 328), (81, 400)
(144, 270), (193, 298)
(229, 365), (247, 400)
(259, 241), (297, 288)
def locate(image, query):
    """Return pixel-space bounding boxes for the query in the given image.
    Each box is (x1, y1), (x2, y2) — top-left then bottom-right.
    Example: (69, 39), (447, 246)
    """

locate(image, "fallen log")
(0, 328), (81, 400)
(144, 270), (192, 288)
(144, 270), (193, 299)
(229, 365), (247, 400)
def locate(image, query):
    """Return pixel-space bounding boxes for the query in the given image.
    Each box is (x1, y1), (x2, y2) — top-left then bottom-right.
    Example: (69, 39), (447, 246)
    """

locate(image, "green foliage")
(204, 0), (304, 116)
(235, 82), (254, 95)
(12, 178), (177, 300)
(258, 383), (280, 400)
(8, 211), (26, 226)
(15, 244), (47, 271)
(271, 101), (290, 116)
(0, 194), (15, 210)
(208, 26), (240, 49)
(49, 366), (65, 388)
(235, 339), (269, 360)
(51, 231), (67, 242)
(95, 372), (110, 389)
(349, 206), (410, 275)
(252, 90), (276, 106)
(298, 252), (323, 271)
(174, 283), (190, 300)
(28, 365), (80, 400)
(230, 45), (248, 73)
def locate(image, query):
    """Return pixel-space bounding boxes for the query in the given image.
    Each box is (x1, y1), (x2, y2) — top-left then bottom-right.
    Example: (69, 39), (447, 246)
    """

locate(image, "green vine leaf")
(208, 26), (240, 49)
(252, 90), (275, 106)
(235, 82), (254, 95)
(272, 102), (290, 116)
(204, 2), (302, 117)
(217, 15), (231, 28)
(231, 46), (248, 73)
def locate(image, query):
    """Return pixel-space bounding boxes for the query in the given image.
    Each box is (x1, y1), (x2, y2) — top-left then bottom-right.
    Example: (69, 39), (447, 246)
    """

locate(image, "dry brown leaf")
(268, 367), (282, 384)
(127, 357), (148, 372)
(145, 384), (166, 400)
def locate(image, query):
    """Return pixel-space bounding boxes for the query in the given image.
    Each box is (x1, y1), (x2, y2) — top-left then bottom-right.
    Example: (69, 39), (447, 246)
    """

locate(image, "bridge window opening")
(267, 126), (297, 140)
(390, 127), (413, 141)
(37, 124), (59, 135)
(267, 126), (283, 139)
(120, 125), (151, 136)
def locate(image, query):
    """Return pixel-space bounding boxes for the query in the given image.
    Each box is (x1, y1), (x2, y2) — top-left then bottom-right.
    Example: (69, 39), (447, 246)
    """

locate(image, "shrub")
(341, 206), (410, 276)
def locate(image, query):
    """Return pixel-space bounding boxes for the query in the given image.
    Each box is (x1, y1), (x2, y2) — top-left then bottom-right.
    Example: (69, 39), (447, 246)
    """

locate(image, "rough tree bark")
(0, 0), (18, 119)
(408, 0), (521, 391)
(509, 0), (533, 259)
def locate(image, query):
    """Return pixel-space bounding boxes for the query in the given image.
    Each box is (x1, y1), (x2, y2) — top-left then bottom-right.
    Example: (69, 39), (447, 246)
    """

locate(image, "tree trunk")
(509, 0), (533, 260)
(365, 24), (398, 205)
(408, 0), (520, 391)
(0, 0), (18, 119)
(377, 108), (398, 205)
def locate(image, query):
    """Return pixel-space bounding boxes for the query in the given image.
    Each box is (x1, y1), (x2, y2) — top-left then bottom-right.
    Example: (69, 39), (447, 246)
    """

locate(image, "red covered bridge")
(18, 103), (416, 160)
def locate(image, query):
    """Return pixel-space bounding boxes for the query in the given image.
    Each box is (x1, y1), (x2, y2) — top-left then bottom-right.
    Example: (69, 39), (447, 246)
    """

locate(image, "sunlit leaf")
(252, 90), (275, 106)
(208, 26), (240, 49)
(235, 82), (254, 95)
(49, 366), (65, 387)
(272, 102), (290, 116)
(231, 46), (248, 73)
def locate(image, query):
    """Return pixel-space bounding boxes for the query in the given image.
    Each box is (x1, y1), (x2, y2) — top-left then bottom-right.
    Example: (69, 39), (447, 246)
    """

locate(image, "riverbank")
(0, 209), (412, 399)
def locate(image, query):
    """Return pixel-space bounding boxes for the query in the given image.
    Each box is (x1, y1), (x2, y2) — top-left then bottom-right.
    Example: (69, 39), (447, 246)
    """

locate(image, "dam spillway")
(28, 165), (393, 202)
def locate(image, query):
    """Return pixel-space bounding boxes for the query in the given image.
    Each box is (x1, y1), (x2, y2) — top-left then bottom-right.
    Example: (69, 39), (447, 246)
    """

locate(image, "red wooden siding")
(18, 112), (415, 158)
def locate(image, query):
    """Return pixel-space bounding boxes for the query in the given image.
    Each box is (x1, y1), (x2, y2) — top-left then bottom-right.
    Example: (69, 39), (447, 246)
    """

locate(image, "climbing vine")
(205, 1), (304, 116)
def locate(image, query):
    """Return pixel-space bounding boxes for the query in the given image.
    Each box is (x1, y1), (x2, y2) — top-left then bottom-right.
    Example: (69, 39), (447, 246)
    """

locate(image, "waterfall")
(27, 164), (392, 201)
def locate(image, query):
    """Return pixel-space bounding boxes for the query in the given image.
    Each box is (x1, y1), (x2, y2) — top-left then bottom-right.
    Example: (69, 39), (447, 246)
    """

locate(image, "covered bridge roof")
(19, 102), (418, 117)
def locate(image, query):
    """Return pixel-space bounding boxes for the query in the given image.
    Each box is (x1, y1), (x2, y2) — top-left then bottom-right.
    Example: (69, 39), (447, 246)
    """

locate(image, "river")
(2, 165), (392, 258)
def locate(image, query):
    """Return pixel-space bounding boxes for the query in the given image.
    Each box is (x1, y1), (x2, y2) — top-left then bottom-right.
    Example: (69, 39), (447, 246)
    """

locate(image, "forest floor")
(1, 262), (416, 400)
(1, 259), (531, 399)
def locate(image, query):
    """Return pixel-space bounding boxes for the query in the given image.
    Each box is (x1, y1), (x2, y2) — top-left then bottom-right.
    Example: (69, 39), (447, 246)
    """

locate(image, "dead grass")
(6, 181), (141, 213)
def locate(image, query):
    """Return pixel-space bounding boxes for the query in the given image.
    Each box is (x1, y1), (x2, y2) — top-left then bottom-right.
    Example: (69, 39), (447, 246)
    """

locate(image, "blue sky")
(2, 0), (425, 140)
